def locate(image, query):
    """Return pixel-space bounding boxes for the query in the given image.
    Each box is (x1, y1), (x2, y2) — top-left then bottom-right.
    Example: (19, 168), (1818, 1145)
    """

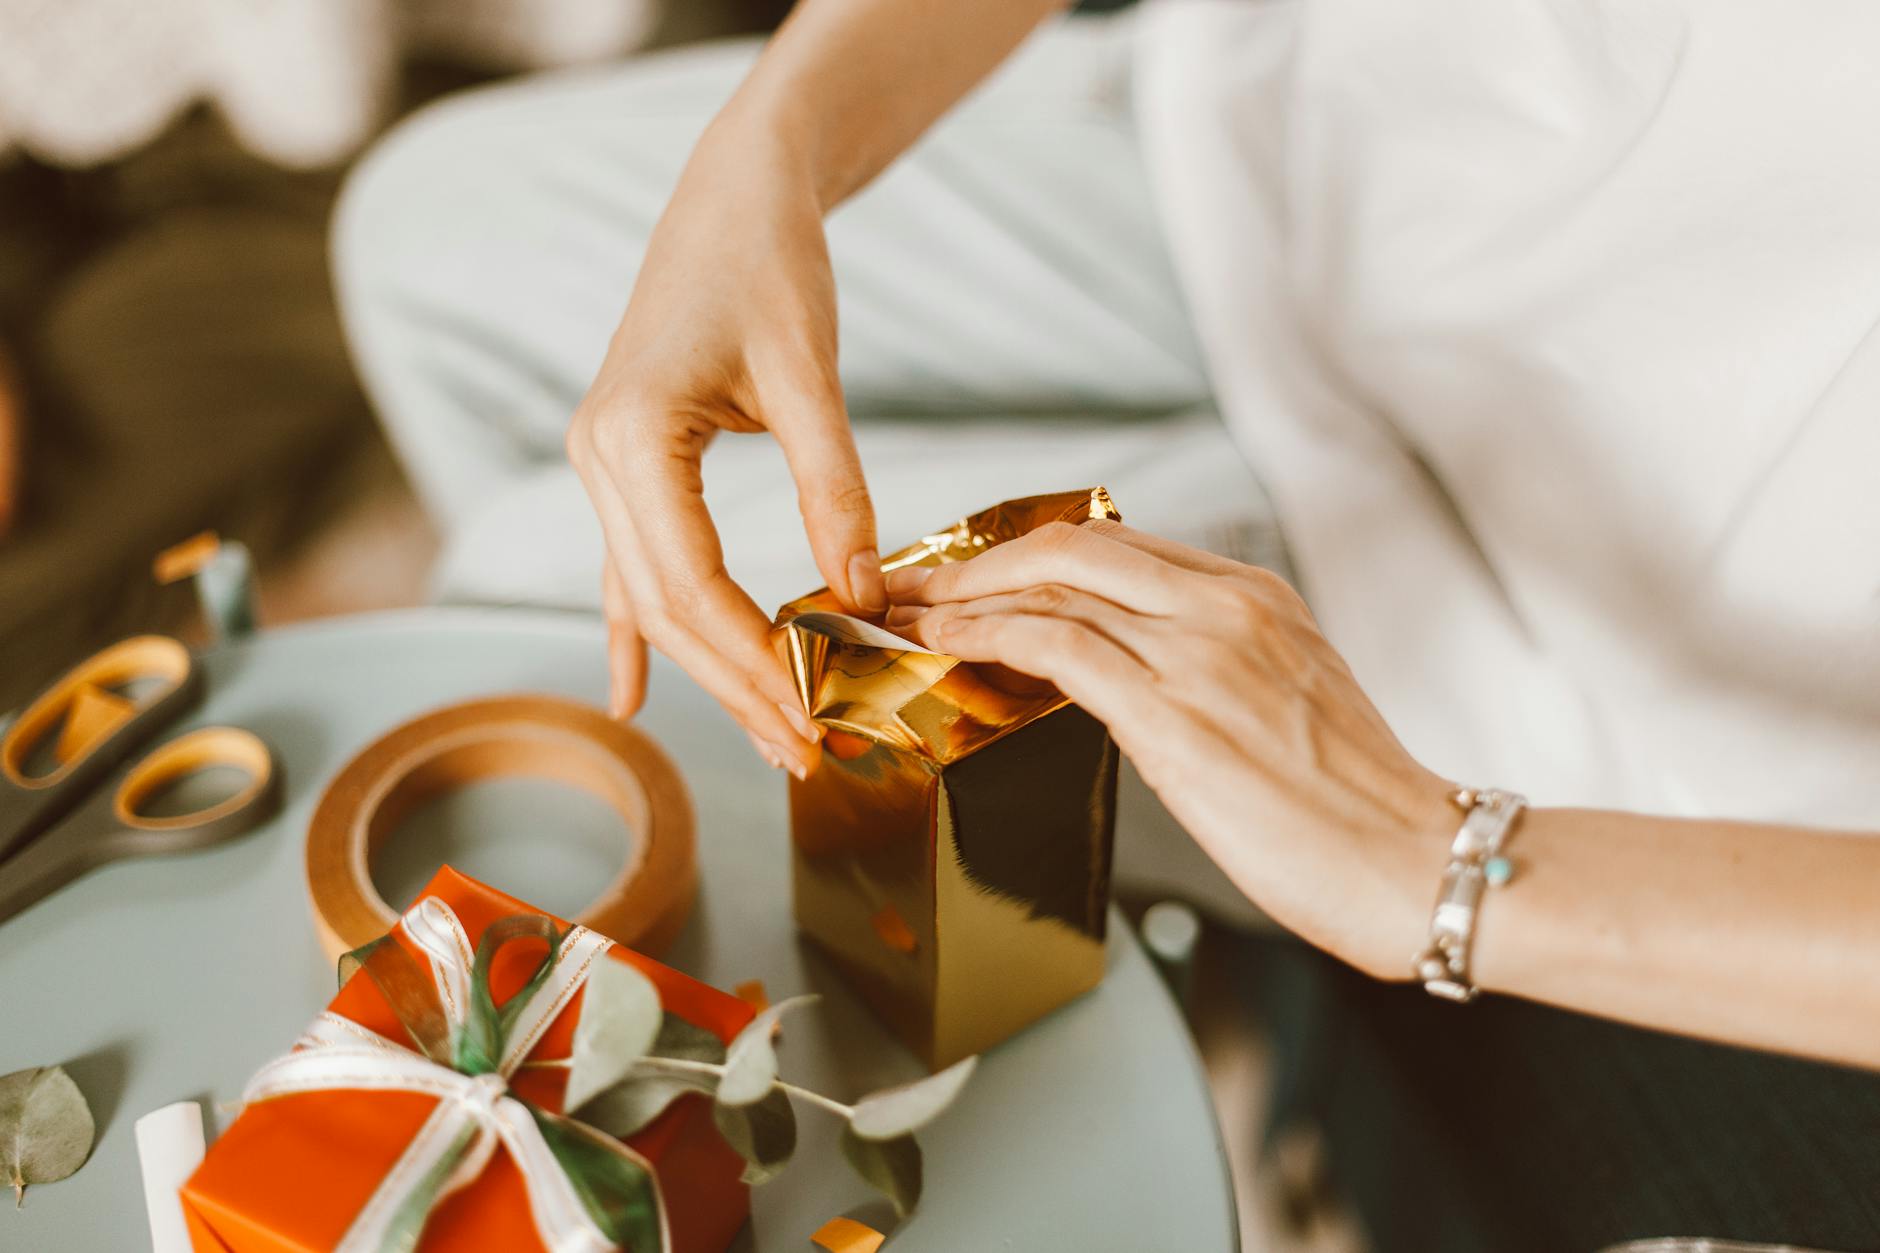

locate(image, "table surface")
(0, 607), (1237, 1252)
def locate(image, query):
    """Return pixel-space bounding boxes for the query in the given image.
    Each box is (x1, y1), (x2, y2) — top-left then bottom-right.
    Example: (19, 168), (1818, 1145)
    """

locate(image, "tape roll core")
(307, 696), (696, 962)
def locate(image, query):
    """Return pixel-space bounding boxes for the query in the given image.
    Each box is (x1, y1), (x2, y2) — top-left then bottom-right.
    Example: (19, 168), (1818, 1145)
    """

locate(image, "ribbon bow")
(243, 898), (671, 1253)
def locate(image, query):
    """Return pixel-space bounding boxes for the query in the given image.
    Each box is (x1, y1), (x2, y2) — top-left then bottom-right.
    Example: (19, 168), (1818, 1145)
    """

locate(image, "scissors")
(0, 635), (280, 925)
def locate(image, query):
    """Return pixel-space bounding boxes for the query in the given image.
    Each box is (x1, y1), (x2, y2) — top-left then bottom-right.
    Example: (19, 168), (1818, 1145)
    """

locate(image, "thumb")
(766, 373), (884, 615)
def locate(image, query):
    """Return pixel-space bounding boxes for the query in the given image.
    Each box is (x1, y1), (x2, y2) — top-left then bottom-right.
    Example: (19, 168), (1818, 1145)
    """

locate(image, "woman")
(338, 0), (1880, 1245)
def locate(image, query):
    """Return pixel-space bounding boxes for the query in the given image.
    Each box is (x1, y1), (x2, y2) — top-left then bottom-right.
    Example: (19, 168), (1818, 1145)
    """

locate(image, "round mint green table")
(0, 608), (1237, 1252)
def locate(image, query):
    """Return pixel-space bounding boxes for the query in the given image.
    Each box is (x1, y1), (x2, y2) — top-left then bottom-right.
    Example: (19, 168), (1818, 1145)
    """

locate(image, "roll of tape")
(307, 695), (696, 962)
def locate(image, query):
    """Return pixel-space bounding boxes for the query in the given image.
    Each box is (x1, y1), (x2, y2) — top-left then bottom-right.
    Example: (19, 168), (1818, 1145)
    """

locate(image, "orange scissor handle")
(0, 725), (280, 927)
(114, 726), (278, 835)
(1, 637), (205, 866)
(1, 636), (197, 790)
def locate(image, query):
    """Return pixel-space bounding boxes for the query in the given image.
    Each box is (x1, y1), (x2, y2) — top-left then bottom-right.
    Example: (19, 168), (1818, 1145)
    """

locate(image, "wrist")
(709, 77), (854, 213)
(1465, 805), (1566, 999)
(1329, 769), (1464, 983)
(1374, 778), (1470, 981)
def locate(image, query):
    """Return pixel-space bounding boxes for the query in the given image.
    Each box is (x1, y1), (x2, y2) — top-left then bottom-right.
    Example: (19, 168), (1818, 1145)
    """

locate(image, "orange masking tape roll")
(306, 695), (696, 963)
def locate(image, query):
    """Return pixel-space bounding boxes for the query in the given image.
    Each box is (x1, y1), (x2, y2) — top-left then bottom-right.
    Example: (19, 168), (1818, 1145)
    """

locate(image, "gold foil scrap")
(775, 487), (1122, 761)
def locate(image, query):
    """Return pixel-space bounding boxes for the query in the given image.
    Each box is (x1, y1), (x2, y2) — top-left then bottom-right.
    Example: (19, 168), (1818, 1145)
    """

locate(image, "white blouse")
(1135, 0), (1880, 829)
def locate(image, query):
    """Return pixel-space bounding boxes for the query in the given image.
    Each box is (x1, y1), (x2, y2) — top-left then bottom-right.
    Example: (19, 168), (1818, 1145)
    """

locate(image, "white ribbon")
(245, 897), (669, 1253)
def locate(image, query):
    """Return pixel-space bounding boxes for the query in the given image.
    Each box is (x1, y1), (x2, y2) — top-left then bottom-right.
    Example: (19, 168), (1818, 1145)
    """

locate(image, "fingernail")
(848, 549), (887, 613)
(778, 700), (821, 744)
(885, 604), (929, 628)
(884, 565), (931, 599)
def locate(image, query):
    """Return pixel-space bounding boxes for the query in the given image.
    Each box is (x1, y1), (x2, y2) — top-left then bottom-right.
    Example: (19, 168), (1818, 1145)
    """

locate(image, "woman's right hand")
(564, 0), (1065, 770)
(565, 110), (886, 778)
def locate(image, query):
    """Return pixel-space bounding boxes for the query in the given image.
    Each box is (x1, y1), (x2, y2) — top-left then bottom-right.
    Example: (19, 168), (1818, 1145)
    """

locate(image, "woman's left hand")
(884, 518), (1455, 979)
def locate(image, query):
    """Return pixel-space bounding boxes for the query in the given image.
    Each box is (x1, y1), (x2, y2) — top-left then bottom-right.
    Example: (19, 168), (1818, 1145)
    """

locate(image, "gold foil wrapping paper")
(775, 488), (1122, 1069)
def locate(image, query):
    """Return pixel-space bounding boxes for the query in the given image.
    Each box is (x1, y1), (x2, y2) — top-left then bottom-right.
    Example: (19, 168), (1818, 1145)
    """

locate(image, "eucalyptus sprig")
(541, 962), (978, 1226)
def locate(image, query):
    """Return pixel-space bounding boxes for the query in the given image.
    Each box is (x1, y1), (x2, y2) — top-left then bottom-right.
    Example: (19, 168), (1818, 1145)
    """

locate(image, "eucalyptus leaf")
(565, 961), (664, 1114)
(838, 1124), (923, 1218)
(529, 1107), (665, 1252)
(577, 1073), (715, 1139)
(0, 1066), (94, 1207)
(648, 1012), (727, 1065)
(711, 1088), (797, 1186)
(717, 995), (817, 1107)
(573, 1009), (733, 1138)
(848, 1057), (977, 1141)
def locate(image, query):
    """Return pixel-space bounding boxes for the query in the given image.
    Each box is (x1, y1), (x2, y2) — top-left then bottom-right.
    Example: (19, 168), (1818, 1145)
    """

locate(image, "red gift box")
(181, 866), (753, 1252)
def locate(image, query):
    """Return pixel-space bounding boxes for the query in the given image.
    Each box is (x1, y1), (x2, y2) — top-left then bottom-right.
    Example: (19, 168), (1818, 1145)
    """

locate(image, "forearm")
(877, 517), (1880, 1068)
(716, 0), (1070, 208)
(1470, 806), (1880, 1069)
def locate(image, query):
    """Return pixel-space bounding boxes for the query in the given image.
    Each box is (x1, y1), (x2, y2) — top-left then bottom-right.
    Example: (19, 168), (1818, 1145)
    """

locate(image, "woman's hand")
(565, 115), (883, 778)
(886, 522), (1880, 1066)
(885, 519), (1456, 979)
(561, 0), (1065, 771)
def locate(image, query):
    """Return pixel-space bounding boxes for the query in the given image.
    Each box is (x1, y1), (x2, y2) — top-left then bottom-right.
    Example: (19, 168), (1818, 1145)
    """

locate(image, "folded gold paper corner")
(774, 487), (1122, 1069)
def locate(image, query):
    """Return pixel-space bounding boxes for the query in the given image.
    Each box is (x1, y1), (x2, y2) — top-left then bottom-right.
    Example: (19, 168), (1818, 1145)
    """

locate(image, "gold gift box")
(775, 488), (1122, 1069)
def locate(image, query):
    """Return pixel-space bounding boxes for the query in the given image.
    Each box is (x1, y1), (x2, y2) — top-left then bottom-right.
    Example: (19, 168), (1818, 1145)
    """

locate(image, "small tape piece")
(154, 531), (221, 584)
(734, 979), (769, 1013)
(136, 1101), (208, 1253)
(788, 611), (938, 655)
(812, 1216), (887, 1253)
(734, 979), (781, 1039)
(870, 904), (918, 955)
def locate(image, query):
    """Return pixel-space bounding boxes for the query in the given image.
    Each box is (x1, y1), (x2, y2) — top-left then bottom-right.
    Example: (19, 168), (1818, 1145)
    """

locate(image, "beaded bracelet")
(1412, 787), (1528, 1002)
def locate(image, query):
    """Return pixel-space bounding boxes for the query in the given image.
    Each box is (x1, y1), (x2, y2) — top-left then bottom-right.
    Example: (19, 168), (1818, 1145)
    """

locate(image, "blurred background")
(0, 0), (808, 708)
(0, 0), (1143, 712)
